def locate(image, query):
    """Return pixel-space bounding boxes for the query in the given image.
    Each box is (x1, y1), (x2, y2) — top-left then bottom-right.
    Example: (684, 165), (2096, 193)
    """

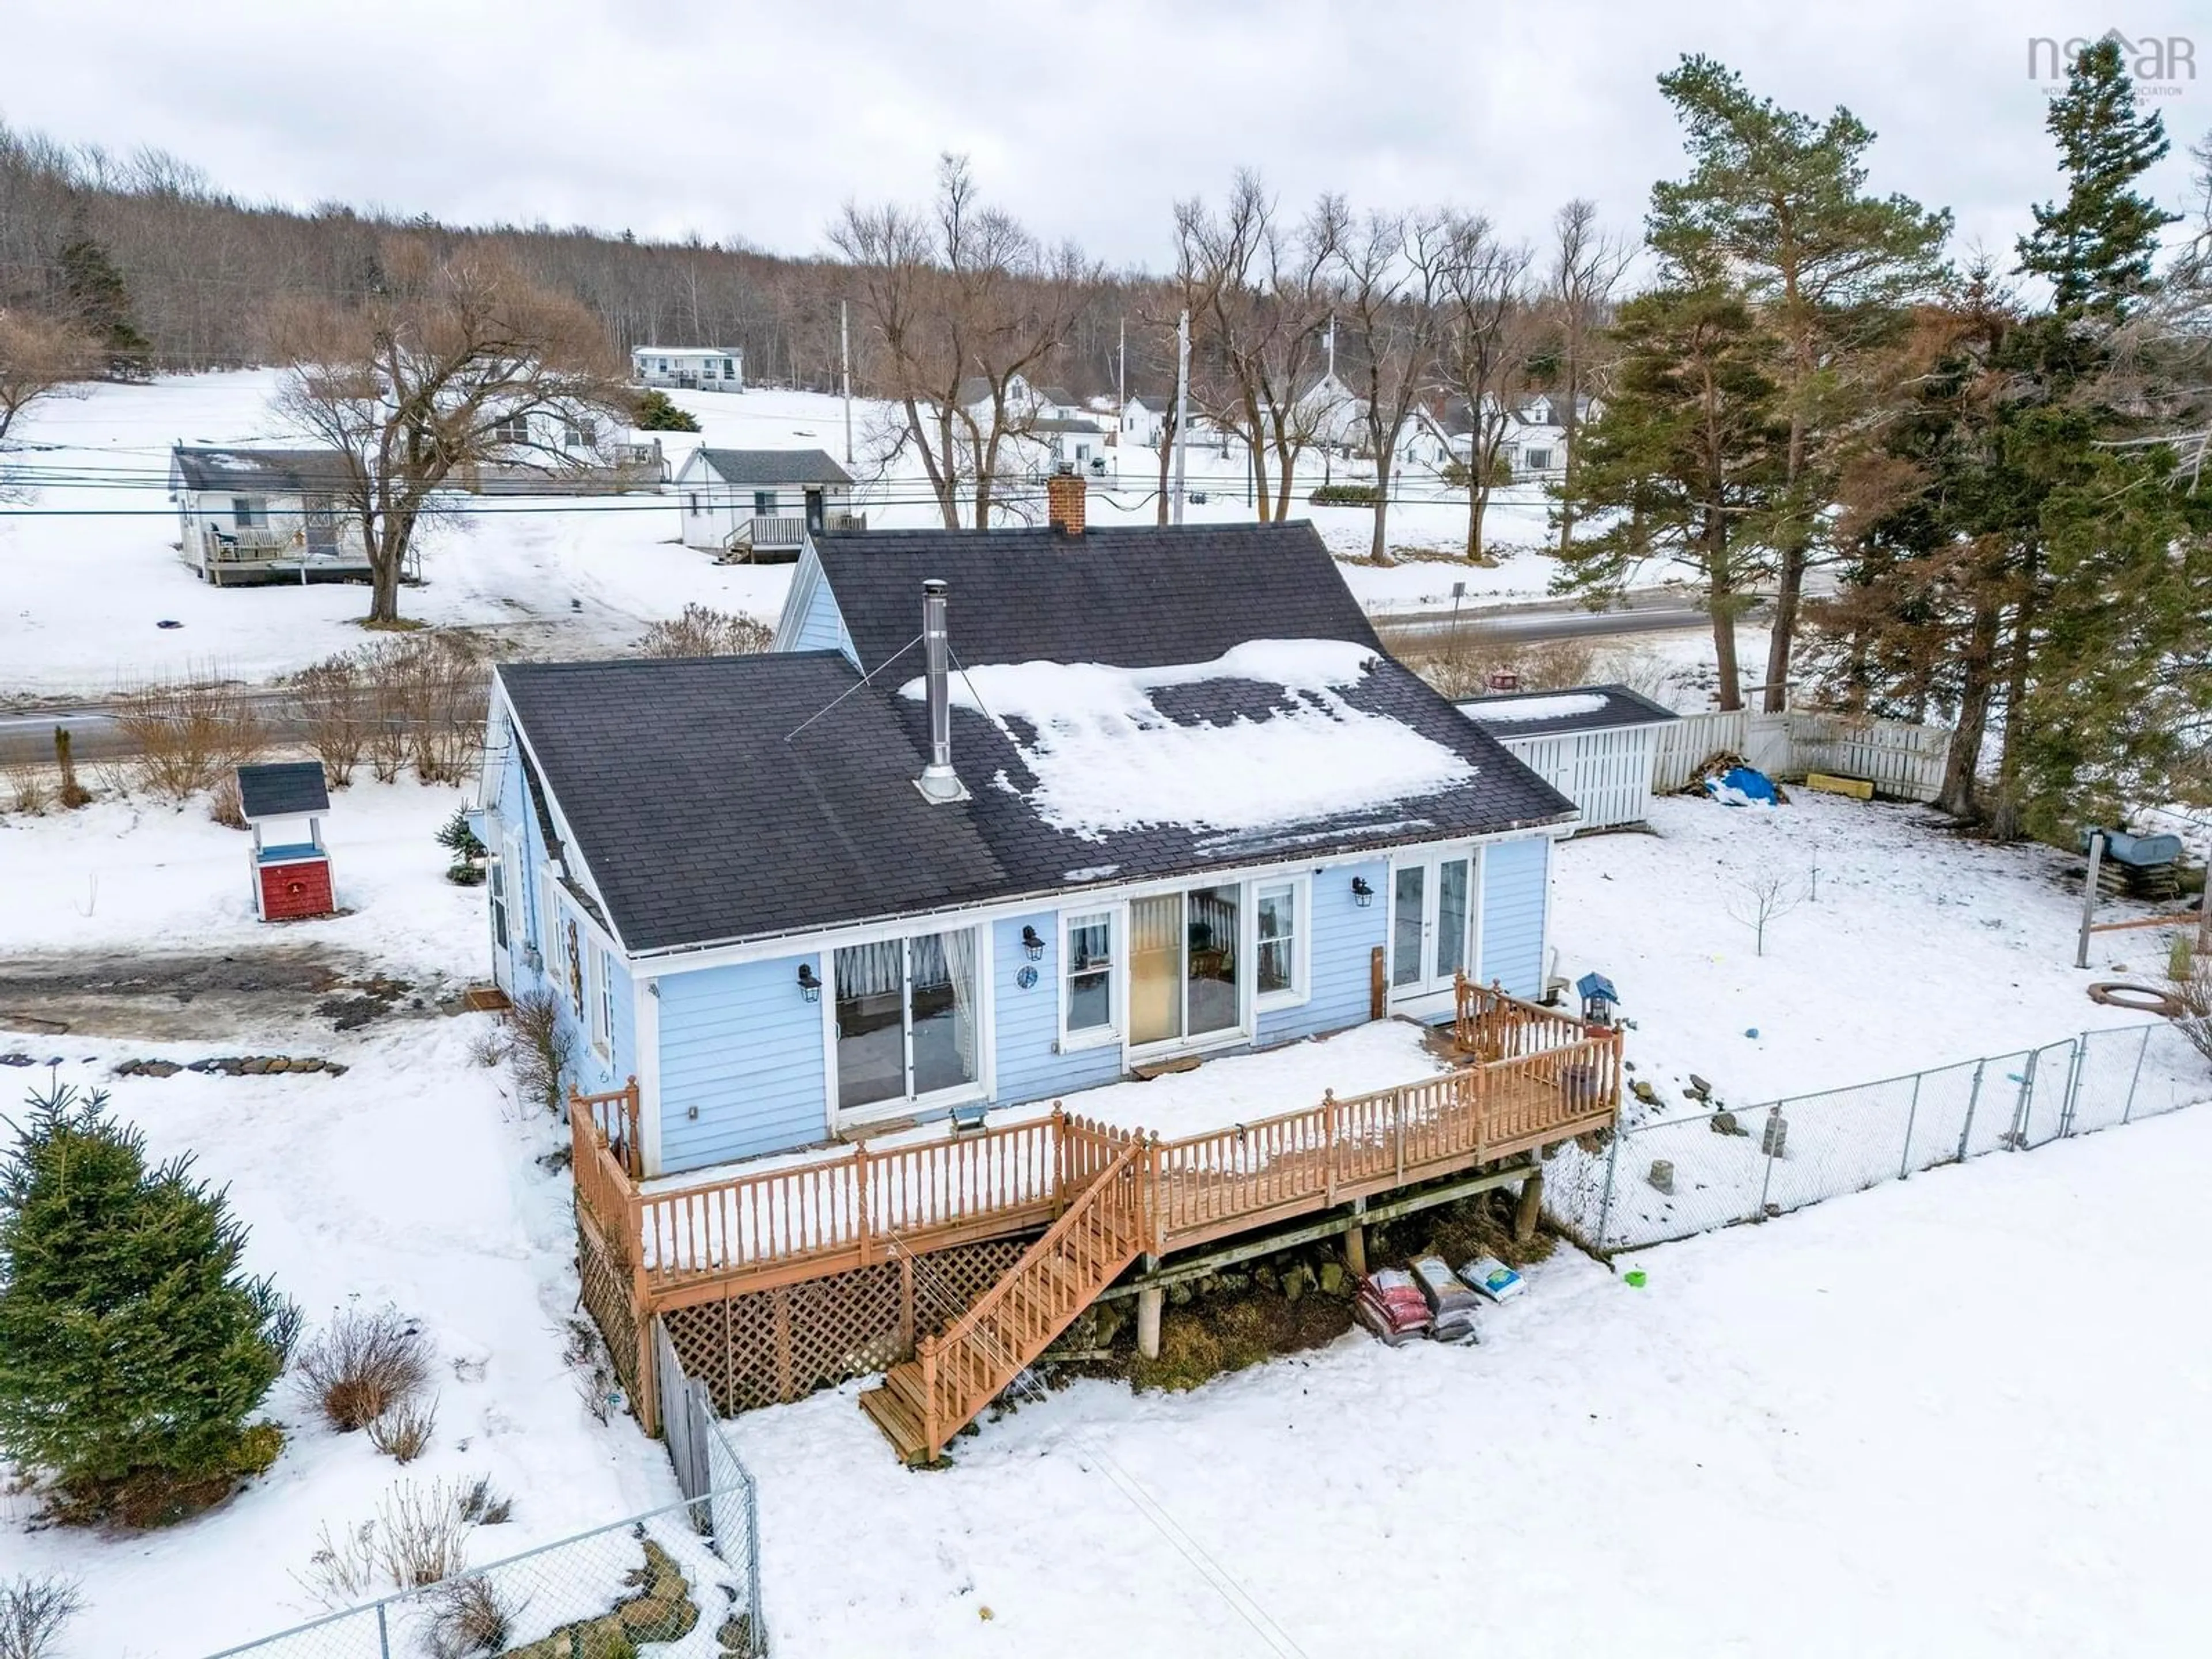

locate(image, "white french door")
(1388, 851), (1476, 1001)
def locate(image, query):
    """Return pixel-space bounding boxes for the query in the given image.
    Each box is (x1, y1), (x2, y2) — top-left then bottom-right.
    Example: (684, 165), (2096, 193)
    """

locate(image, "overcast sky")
(3, 0), (2205, 274)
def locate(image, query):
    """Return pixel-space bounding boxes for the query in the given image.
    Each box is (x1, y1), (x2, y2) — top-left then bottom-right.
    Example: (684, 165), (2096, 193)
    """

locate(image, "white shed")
(1456, 684), (1680, 831)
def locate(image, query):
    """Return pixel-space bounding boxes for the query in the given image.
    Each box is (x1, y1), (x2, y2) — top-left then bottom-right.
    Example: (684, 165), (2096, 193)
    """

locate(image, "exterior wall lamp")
(797, 963), (822, 1002)
(1021, 925), (1046, 960)
(1351, 876), (1374, 908)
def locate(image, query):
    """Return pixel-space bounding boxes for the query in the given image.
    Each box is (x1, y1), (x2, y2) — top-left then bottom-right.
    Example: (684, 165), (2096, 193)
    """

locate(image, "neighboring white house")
(1280, 369), (1366, 452)
(633, 346), (744, 393)
(1119, 395), (1165, 448)
(459, 408), (665, 495)
(169, 445), (371, 587)
(675, 447), (862, 559)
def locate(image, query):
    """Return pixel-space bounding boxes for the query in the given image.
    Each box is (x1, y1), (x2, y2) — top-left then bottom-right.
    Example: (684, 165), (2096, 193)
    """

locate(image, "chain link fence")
(1547, 1021), (2209, 1256)
(204, 1419), (764, 1659)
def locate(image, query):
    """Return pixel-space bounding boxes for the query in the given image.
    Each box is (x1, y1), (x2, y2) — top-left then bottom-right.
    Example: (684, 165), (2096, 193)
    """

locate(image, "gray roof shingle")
(694, 448), (854, 487)
(236, 761), (331, 819)
(1455, 683), (1680, 738)
(172, 446), (356, 495)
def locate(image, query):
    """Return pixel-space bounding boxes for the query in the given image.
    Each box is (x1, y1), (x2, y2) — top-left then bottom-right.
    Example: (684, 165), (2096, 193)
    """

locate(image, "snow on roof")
(903, 639), (1477, 842)
(1463, 694), (1611, 725)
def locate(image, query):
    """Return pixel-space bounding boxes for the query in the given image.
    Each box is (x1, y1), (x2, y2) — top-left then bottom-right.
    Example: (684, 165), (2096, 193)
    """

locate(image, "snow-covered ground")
(1548, 792), (2175, 1113)
(730, 1100), (2212, 1658)
(1, 372), (1605, 698)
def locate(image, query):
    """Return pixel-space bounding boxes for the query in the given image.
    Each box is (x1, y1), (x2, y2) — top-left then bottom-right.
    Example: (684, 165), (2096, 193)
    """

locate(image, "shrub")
(0, 1575), (82, 1659)
(293, 653), (369, 787)
(297, 1480), (476, 1611)
(632, 389), (699, 433)
(367, 1394), (438, 1464)
(2174, 946), (2212, 1070)
(208, 772), (248, 829)
(297, 1305), (431, 1432)
(0, 1075), (290, 1524)
(510, 989), (574, 1115)
(465, 1024), (510, 1068)
(3, 766), (47, 816)
(1308, 482), (1381, 507)
(635, 604), (772, 658)
(459, 1474), (513, 1525)
(562, 1316), (619, 1424)
(51, 729), (89, 810)
(111, 675), (268, 801)
(423, 1574), (523, 1659)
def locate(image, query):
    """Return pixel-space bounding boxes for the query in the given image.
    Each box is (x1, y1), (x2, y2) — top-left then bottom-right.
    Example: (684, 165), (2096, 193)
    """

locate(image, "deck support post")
(1514, 1166), (1544, 1244)
(1343, 1198), (1367, 1278)
(1136, 1254), (1164, 1360)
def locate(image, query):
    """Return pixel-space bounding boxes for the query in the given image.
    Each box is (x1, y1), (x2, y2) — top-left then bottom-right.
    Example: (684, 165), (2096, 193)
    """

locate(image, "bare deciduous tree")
(1546, 199), (1634, 560)
(0, 310), (94, 448)
(1174, 173), (1339, 522)
(271, 238), (626, 624)
(834, 156), (1097, 528)
(1436, 217), (1540, 565)
(1332, 207), (1451, 563)
(1725, 862), (1807, 956)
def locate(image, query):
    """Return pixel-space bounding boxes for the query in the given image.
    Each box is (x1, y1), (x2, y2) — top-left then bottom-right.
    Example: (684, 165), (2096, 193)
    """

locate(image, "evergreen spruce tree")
(0, 1076), (289, 1523)
(634, 389), (700, 432)
(55, 236), (151, 378)
(1554, 280), (1790, 710)
(2016, 37), (2179, 320)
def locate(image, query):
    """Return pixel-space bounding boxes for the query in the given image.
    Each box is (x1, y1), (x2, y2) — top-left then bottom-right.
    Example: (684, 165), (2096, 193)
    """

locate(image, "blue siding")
(658, 954), (830, 1170)
(992, 914), (1125, 1107)
(781, 551), (855, 662)
(1256, 861), (1388, 1044)
(1479, 836), (1550, 999)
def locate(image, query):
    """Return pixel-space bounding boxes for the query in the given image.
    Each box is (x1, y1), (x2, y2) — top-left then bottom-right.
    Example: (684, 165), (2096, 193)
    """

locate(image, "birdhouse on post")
(1575, 971), (1619, 1028)
(237, 762), (336, 922)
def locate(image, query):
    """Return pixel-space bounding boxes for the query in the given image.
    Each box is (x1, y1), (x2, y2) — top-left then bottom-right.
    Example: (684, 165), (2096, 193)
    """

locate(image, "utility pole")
(840, 300), (854, 466)
(1172, 309), (1191, 525)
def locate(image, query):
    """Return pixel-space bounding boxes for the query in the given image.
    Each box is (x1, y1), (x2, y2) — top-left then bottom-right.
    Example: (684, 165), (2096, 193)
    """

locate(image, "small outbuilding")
(1455, 684), (1680, 831)
(237, 762), (336, 921)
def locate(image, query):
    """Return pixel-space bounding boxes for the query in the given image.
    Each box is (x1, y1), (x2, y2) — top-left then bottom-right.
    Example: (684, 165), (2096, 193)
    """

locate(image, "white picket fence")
(1497, 725), (1664, 830)
(1650, 707), (1952, 802)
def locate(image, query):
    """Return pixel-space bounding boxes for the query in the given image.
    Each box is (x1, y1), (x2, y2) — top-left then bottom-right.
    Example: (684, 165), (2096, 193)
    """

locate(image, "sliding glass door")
(1389, 853), (1474, 999)
(1128, 887), (1244, 1051)
(834, 928), (979, 1116)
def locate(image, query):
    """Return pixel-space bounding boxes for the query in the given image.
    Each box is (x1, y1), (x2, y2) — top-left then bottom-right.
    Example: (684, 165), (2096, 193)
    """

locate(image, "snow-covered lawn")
(730, 1101), (2212, 1657)
(1550, 792), (2177, 1113)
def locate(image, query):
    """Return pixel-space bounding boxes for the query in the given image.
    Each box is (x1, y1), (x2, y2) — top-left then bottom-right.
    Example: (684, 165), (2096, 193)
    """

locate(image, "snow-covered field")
(1550, 791), (2172, 1112)
(1, 372), (1588, 698)
(732, 1101), (2212, 1658)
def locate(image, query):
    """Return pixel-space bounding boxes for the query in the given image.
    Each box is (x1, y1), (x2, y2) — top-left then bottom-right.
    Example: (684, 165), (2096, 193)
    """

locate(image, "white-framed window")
(592, 945), (616, 1056)
(1062, 909), (1119, 1047)
(1255, 876), (1310, 1008)
(493, 413), (529, 446)
(232, 496), (266, 528)
(753, 489), (778, 516)
(1525, 446), (1554, 471)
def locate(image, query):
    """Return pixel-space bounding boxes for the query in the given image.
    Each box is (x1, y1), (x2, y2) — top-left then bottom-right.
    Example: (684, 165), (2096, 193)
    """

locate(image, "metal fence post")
(2122, 1024), (2152, 1124)
(1957, 1059), (1984, 1161)
(376, 1604), (392, 1659)
(1592, 1123), (1623, 1257)
(1897, 1073), (1922, 1180)
(2005, 1056), (2035, 1150)
(2058, 1039), (2085, 1139)
(1755, 1105), (1781, 1221)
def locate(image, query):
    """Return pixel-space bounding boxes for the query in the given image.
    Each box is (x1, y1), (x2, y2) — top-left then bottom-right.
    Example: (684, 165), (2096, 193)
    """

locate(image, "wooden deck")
(569, 978), (1620, 1450)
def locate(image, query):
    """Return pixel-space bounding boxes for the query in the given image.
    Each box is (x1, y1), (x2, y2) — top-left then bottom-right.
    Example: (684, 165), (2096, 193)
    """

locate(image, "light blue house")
(480, 498), (1575, 1179)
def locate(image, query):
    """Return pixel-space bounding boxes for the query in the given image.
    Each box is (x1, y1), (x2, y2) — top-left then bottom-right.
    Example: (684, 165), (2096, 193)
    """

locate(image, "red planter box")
(259, 857), (334, 921)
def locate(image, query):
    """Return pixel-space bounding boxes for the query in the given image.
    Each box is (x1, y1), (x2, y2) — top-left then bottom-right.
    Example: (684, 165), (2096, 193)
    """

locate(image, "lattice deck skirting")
(654, 1234), (1035, 1416)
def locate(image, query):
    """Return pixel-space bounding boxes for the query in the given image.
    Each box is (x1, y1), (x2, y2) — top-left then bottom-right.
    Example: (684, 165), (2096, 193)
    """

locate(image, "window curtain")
(940, 927), (978, 1078)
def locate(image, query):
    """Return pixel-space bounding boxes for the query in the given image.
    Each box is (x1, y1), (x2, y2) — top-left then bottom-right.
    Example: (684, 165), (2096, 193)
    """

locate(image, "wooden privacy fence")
(567, 979), (1622, 1433)
(1650, 706), (1952, 802)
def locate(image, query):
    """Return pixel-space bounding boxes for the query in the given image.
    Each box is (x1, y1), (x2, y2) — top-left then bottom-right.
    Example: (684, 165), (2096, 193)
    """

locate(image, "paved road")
(1, 592), (1736, 765)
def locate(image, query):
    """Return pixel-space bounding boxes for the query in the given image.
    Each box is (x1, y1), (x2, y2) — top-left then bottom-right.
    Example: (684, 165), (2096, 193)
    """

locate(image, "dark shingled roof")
(236, 761), (331, 820)
(172, 446), (356, 495)
(812, 522), (1381, 675)
(499, 654), (1007, 953)
(502, 522), (1575, 954)
(692, 448), (854, 487)
(1455, 683), (1680, 739)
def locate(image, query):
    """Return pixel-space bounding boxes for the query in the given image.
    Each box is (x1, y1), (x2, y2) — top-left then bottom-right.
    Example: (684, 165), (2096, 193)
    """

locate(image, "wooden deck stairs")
(859, 1139), (1148, 1463)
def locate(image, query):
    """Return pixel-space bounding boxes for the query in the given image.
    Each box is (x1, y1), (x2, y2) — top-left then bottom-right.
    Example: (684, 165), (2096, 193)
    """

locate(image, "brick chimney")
(1046, 467), (1086, 537)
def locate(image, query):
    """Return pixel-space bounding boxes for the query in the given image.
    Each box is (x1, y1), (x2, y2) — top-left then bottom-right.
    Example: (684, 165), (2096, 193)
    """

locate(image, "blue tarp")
(1708, 766), (1779, 806)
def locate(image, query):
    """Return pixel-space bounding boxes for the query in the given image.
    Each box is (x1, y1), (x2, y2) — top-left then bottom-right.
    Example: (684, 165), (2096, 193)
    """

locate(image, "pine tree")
(54, 236), (151, 378)
(633, 389), (700, 432)
(2016, 37), (2179, 319)
(1554, 281), (1789, 710)
(1649, 56), (1951, 711)
(0, 1077), (290, 1522)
